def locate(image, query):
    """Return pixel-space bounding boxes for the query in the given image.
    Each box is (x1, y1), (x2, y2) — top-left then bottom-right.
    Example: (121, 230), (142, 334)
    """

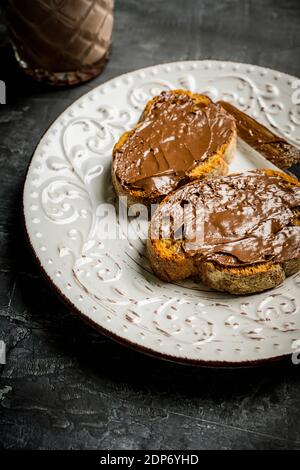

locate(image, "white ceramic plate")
(23, 60), (300, 366)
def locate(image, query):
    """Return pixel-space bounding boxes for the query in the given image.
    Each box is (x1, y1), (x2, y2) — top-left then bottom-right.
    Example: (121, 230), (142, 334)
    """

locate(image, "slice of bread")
(147, 169), (300, 295)
(112, 90), (237, 206)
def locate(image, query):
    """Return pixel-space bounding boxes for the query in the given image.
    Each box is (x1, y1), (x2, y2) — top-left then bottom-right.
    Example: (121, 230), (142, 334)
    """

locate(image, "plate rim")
(22, 59), (300, 367)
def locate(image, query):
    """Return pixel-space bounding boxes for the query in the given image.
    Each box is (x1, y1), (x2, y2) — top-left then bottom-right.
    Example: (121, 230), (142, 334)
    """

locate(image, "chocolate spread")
(219, 101), (300, 169)
(113, 91), (236, 198)
(151, 170), (300, 267)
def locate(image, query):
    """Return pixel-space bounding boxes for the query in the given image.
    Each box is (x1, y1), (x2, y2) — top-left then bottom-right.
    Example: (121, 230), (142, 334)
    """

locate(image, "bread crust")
(147, 170), (300, 295)
(112, 90), (237, 207)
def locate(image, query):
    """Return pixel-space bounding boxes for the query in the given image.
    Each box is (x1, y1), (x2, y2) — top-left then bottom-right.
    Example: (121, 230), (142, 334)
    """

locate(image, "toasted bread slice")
(148, 170), (300, 295)
(112, 90), (237, 206)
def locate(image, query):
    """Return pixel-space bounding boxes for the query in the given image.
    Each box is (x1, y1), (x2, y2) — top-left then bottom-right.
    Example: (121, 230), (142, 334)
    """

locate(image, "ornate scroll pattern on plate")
(25, 61), (300, 361)
(127, 80), (174, 110)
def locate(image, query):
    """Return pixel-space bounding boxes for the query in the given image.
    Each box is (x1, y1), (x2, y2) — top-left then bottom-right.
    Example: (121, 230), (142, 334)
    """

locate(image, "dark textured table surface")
(1, 0), (300, 450)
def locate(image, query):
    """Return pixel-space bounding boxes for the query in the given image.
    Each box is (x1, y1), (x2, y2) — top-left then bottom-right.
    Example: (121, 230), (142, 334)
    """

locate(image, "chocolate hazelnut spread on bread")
(113, 91), (236, 199)
(150, 170), (300, 267)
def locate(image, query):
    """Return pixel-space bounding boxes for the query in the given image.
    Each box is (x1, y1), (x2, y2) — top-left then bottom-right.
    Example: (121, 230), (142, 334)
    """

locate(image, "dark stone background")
(0, 0), (300, 450)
